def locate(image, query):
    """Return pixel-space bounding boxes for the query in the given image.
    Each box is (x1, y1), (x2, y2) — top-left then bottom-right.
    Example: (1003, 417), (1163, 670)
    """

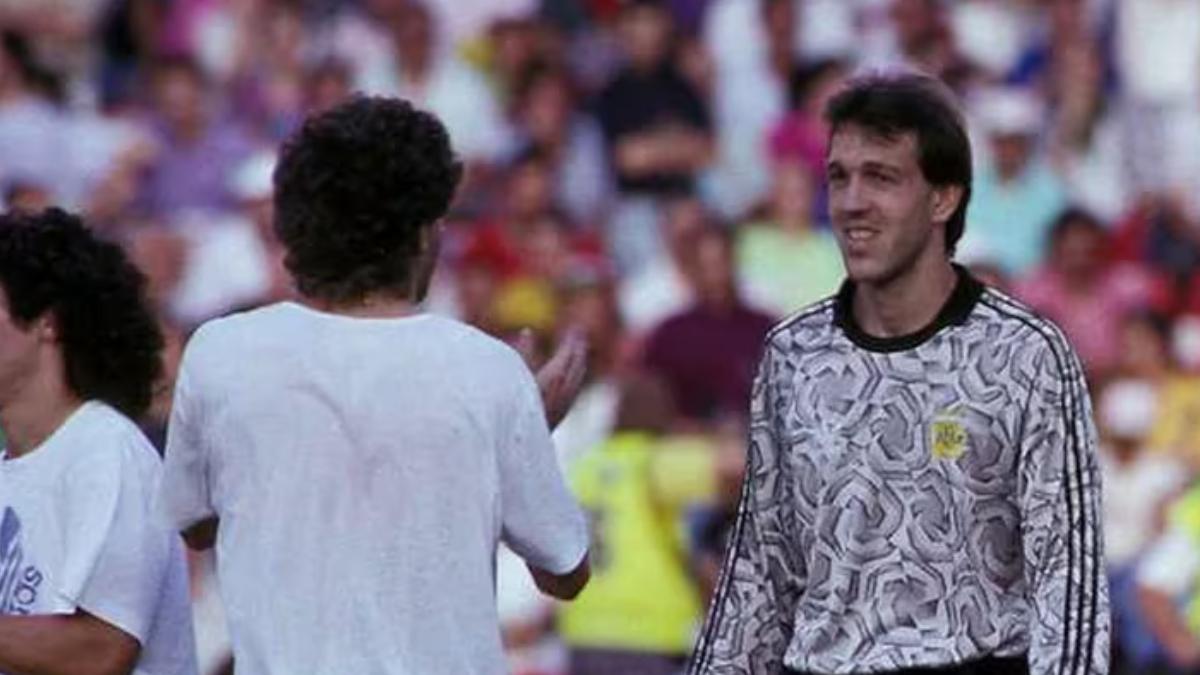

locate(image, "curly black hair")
(273, 96), (463, 303)
(0, 208), (164, 418)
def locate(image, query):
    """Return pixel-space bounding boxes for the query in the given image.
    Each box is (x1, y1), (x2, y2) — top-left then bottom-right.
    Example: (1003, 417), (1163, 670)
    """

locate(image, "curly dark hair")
(0, 208), (163, 418)
(825, 72), (973, 256)
(273, 96), (463, 303)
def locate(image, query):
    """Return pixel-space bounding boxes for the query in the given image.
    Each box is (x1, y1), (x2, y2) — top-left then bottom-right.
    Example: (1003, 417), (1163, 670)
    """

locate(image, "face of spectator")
(508, 161), (553, 223)
(771, 163), (815, 224)
(827, 124), (956, 287)
(761, 0), (796, 53)
(692, 230), (736, 308)
(1050, 0), (1087, 39)
(154, 68), (206, 134)
(619, 5), (672, 70)
(1053, 219), (1104, 282)
(520, 75), (571, 145)
(394, 4), (435, 71)
(803, 66), (849, 119)
(456, 264), (498, 328)
(306, 67), (352, 114)
(492, 19), (539, 80)
(560, 283), (620, 362)
(266, 4), (306, 66)
(989, 133), (1032, 181)
(1121, 317), (1171, 378)
(890, 0), (941, 54)
(662, 198), (707, 262)
(520, 216), (571, 279)
(5, 185), (51, 214)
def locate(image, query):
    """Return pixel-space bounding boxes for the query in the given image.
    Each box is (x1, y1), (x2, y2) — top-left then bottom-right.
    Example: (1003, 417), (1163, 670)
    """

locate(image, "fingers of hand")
(515, 328), (538, 368)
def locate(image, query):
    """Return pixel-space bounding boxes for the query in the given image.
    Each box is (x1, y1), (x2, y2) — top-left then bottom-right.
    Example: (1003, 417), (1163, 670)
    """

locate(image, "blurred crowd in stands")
(3, 0), (1200, 673)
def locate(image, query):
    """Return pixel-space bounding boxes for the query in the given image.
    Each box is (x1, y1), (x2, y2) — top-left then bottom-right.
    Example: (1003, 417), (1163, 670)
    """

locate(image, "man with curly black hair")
(0, 208), (197, 675)
(161, 96), (591, 673)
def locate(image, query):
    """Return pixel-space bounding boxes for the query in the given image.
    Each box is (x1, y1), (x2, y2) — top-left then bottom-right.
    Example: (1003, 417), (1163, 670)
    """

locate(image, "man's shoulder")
(762, 295), (838, 351)
(52, 403), (159, 482)
(972, 286), (1077, 357)
(185, 301), (293, 347)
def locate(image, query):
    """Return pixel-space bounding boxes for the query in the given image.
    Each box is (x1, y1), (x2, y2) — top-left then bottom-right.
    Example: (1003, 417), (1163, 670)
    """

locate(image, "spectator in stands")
(1113, 190), (1200, 289)
(618, 196), (707, 336)
(560, 373), (716, 675)
(596, 0), (712, 274)
(302, 58), (353, 116)
(967, 86), (1067, 275)
(737, 162), (843, 317)
(1098, 379), (1188, 673)
(768, 57), (850, 205)
(508, 63), (612, 227)
(642, 226), (774, 427)
(139, 56), (256, 220)
(705, 0), (799, 217)
(0, 32), (70, 205)
(596, 0), (711, 199)
(885, 0), (977, 92)
(358, 0), (509, 165)
(553, 271), (628, 468)
(1136, 483), (1200, 672)
(1017, 208), (1166, 378)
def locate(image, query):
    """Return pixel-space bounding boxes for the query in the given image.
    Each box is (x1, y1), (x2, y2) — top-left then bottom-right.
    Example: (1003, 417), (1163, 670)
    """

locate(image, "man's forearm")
(0, 611), (139, 675)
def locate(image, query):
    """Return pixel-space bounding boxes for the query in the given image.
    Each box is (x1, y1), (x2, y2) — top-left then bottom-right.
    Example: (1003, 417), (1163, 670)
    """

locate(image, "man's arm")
(161, 336), (220, 548)
(528, 553), (591, 601)
(0, 610), (139, 675)
(1019, 344), (1109, 675)
(689, 344), (803, 674)
(515, 328), (588, 429)
(499, 341), (592, 601)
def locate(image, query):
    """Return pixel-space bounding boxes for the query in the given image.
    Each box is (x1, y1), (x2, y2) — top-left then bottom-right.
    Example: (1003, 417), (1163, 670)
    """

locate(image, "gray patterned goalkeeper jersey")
(690, 268), (1108, 675)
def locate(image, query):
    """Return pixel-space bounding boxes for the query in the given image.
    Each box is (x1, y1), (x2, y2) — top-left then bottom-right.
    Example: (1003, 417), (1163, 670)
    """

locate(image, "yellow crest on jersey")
(930, 407), (968, 460)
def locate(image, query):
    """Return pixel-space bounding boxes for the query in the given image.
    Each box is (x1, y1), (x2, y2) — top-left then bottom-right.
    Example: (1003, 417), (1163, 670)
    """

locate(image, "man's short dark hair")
(0, 208), (163, 418)
(824, 71), (972, 255)
(273, 96), (463, 303)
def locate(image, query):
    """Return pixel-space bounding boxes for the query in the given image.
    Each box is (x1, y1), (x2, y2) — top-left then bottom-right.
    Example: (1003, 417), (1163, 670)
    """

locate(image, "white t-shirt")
(160, 302), (588, 675)
(0, 402), (197, 675)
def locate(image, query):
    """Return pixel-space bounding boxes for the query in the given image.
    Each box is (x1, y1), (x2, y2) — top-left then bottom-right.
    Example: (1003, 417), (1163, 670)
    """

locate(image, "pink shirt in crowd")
(1015, 263), (1168, 376)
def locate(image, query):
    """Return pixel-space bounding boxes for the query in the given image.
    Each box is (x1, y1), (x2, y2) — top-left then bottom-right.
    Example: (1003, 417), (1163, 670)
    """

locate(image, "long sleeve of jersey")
(690, 343), (805, 674)
(1019, 343), (1109, 675)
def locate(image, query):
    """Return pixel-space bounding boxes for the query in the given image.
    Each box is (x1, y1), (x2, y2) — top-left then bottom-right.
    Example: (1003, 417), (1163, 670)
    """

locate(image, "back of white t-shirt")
(0, 402), (197, 675)
(161, 303), (587, 675)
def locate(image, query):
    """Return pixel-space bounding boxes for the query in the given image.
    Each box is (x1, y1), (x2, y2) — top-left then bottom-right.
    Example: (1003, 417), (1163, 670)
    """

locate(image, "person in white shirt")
(0, 208), (197, 675)
(160, 95), (591, 675)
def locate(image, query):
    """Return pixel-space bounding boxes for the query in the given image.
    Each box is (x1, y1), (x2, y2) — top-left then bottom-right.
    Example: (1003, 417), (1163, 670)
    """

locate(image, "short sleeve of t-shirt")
(497, 357), (588, 575)
(160, 330), (216, 532)
(52, 432), (171, 646)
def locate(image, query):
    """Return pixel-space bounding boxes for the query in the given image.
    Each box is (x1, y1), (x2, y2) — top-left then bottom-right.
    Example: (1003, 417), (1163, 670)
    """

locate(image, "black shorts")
(787, 654), (1028, 675)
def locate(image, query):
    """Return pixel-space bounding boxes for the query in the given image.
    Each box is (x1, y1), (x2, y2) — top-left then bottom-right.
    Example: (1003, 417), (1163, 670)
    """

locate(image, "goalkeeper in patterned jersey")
(689, 72), (1108, 675)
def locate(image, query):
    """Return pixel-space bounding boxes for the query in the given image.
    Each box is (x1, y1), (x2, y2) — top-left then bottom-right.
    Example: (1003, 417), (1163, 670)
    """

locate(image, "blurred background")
(2, 0), (1200, 673)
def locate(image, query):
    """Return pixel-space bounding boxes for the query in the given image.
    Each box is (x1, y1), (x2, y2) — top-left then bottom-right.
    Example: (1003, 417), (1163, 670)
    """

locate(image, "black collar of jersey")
(832, 264), (984, 353)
